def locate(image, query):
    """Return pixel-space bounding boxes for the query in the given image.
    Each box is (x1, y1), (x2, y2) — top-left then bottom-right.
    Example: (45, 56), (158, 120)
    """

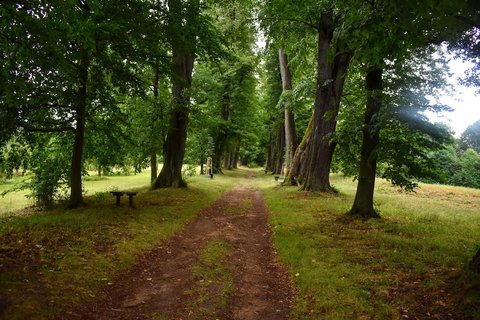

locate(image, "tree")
(185, 0), (259, 174)
(261, 48), (285, 175)
(1, 0), (156, 207)
(278, 48), (297, 178)
(347, 0), (476, 218)
(460, 120), (480, 154)
(260, 1), (351, 191)
(451, 148), (480, 188)
(153, 0), (222, 188)
(0, 134), (30, 179)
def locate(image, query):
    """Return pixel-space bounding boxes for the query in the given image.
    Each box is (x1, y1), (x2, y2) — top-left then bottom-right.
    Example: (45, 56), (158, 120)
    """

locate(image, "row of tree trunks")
(69, 51), (89, 208)
(266, 123), (285, 174)
(213, 83), (231, 173)
(278, 48), (297, 177)
(301, 12), (350, 192)
(223, 140), (240, 170)
(266, 135), (274, 172)
(349, 67), (383, 218)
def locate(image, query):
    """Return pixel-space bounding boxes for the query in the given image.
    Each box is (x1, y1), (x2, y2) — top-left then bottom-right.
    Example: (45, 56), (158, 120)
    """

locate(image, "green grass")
(184, 239), (234, 319)
(254, 170), (480, 319)
(2, 168), (480, 319)
(0, 175), (32, 216)
(0, 169), (237, 320)
(0, 170), (159, 216)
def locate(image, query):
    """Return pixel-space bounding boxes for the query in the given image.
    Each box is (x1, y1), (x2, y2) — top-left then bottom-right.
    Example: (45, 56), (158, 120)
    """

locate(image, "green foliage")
(460, 119), (480, 153)
(335, 48), (452, 191)
(450, 148), (480, 188)
(425, 138), (480, 189)
(1, 0), (166, 205)
(23, 136), (72, 207)
(0, 135), (31, 179)
(187, 0), (262, 169)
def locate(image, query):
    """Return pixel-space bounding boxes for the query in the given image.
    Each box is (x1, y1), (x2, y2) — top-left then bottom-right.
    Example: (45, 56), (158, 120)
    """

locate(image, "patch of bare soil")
(384, 272), (473, 320)
(67, 184), (294, 319)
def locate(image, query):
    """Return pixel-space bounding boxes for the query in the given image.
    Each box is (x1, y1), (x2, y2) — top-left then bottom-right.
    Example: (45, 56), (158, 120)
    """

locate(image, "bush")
(27, 146), (70, 207)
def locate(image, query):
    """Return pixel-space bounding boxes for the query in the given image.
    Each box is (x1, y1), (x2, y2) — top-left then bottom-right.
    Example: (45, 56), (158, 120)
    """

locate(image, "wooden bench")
(110, 191), (124, 206)
(110, 191), (138, 207)
(126, 192), (138, 207)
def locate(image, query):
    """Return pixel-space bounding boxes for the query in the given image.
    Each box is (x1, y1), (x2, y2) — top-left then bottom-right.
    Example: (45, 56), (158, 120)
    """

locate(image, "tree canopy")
(1, 0), (479, 213)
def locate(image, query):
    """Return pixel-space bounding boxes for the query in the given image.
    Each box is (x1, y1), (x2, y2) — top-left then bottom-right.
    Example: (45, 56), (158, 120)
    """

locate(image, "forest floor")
(67, 179), (294, 319)
(1, 168), (480, 319)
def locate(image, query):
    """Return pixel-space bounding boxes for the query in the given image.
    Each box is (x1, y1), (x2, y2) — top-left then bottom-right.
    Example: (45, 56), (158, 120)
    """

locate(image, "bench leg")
(115, 195), (121, 206)
(128, 195), (134, 207)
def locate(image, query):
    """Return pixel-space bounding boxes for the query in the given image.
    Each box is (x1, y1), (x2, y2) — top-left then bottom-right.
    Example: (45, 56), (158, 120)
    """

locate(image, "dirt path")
(68, 183), (294, 319)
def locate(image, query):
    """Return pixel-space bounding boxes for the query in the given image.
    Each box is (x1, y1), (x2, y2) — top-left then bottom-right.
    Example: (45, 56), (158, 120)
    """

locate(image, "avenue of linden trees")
(1, 1), (480, 319)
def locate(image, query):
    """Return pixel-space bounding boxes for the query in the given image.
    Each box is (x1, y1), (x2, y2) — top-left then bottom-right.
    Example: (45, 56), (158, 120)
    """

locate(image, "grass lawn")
(254, 170), (480, 319)
(0, 179), (32, 216)
(1, 168), (479, 319)
(0, 169), (160, 216)
(0, 169), (236, 319)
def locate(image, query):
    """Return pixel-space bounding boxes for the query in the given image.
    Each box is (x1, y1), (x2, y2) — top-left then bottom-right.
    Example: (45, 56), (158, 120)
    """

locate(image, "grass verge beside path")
(0, 172), (236, 319)
(255, 170), (480, 319)
(0, 170), (157, 216)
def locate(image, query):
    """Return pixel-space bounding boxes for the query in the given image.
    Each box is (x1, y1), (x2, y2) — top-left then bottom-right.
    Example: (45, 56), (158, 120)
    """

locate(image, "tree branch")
(20, 122), (75, 133)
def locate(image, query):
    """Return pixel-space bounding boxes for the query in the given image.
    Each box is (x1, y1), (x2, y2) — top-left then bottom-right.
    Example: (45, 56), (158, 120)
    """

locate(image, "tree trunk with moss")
(300, 12), (350, 192)
(283, 113), (313, 185)
(278, 48), (297, 177)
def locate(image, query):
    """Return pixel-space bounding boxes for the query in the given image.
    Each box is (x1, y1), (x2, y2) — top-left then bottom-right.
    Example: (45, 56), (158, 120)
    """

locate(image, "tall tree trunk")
(150, 151), (157, 184)
(213, 85), (230, 173)
(69, 53), (89, 208)
(284, 113), (313, 185)
(266, 130), (274, 172)
(231, 141), (240, 169)
(278, 48), (297, 177)
(213, 142), (224, 174)
(153, 50), (194, 188)
(273, 123), (285, 174)
(153, 0), (197, 188)
(301, 13), (351, 192)
(349, 67), (383, 219)
(224, 151), (232, 170)
(151, 64), (160, 184)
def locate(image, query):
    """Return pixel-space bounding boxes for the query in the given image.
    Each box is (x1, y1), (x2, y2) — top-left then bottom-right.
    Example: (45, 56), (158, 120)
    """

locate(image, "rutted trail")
(68, 183), (294, 319)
